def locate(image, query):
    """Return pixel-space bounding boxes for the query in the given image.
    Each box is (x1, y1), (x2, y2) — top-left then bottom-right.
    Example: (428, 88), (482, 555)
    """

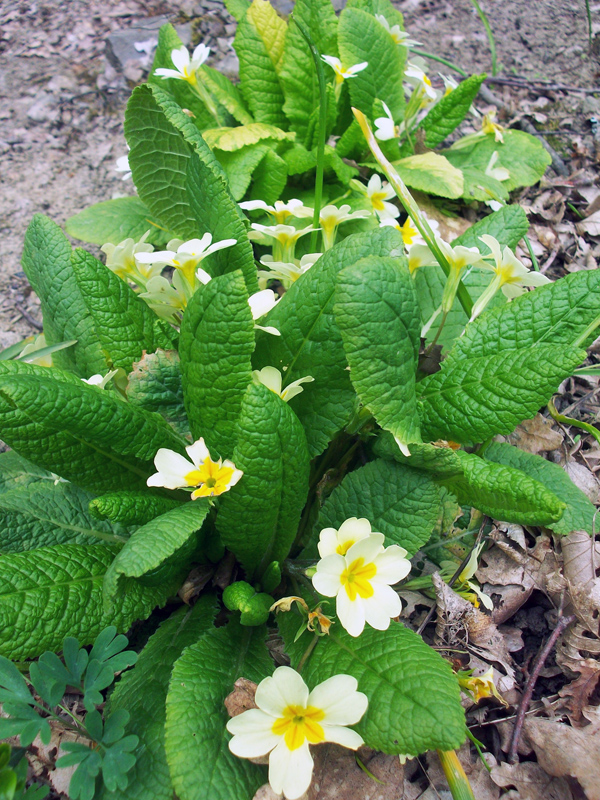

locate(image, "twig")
(482, 76), (600, 93)
(13, 302), (43, 331)
(416, 517), (488, 636)
(507, 613), (576, 763)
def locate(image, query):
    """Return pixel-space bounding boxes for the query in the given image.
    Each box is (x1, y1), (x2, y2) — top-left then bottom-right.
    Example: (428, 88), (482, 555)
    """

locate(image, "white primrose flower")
(350, 174), (399, 220)
(115, 154), (131, 181)
(405, 61), (438, 106)
(253, 366), (314, 402)
(374, 101), (399, 141)
(135, 233), (236, 287)
(315, 204), (370, 250)
(81, 370), (119, 389)
(442, 543), (493, 610)
(469, 234), (551, 321)
(484, 151), (510, 183)
(147, 437), (242, 499)
(139, 273), (189, 323)
(379, 215), (440, 248)
(317, 517), (374, 558)
(239, 199), (306, 225)
(312, 532), (411, 637)
(321, 55), (368, 85)
(101, 230), (158, 287)
(375, 15), (421, 47)
(433, 238), (485, 313)
(440, 73), (459, 96)
(481, 110), (504, 142)
(248, 223), (315, 262)
(19, 333), (52, 367)
(248, 289), (281, 336)
(226, 667), (368, 800)
(406, 243), (435, 275)
(258, 253), (321, 289)
(154, 43), (211, 84)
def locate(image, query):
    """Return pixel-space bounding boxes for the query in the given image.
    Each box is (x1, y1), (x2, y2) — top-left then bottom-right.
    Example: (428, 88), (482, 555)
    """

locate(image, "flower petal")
(363, 583), (401, 629)
(170, 46), (190, 73)
(322, 724), (364, 749)
(345, 533), (385, 565)
(255, 666), (309, 718)
(373, 545), (411, 584)
(185, 438), (210, 467)
(312, 554), (345, 597)
(269, 739), (313, 800)
(149, 449), (194, 489)
(308, 675), (368, 726)
(336, 589), (365, 638)
(317, 527), (340, 558)
(226, 709), (280, 757)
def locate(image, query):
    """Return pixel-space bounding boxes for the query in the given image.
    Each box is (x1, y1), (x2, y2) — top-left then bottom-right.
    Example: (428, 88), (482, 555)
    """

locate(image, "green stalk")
(353, 108), (473, 318)
(547, 398), (600, 446)
(411, 50), (468, 77)
(292, 15), (327, 253)
(468, 0), (497, 76)
(437, 750), (476, 800)
(586, 0), (593, 49)
(524, 236), (540, 271)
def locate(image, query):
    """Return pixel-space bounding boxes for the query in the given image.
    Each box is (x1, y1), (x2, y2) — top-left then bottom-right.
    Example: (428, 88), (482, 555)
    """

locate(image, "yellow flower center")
(336, 540), (355, 556)
(423, 74), (432, 87)
(370, 192), (388, 212)
(340, 557), (377, 601)
(272, 704), (326, 751)
(400, 218), (418, 246)
(185, 458), (235, 498)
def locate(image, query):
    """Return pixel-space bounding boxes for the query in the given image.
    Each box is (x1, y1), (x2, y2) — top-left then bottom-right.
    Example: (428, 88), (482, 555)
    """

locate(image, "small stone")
(105, 16), (191, 74)
(213, 53), (239, 78)
(224, 22), (237, 36)
(27, 92), (60, 123)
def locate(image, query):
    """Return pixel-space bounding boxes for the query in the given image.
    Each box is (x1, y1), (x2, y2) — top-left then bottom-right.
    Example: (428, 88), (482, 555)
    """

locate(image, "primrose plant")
(0, 0), (598, 799)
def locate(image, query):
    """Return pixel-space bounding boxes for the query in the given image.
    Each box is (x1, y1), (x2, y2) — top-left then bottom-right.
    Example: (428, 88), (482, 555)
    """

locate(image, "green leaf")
(338, 8), (405, 120)
(420, 75), (485, 148)
(234, 0), (287, 127)
(445, 129), (552, 192)
(103, 502), (209, 602)
(248, 148), (288, 205)
(21, 215), (106, 377)
(279, 0), (339, 143)
(455, 165), (510, 203)
(254, 227), (405, 456)
(0, 451), (54, 493)
(216, 383), (310, 578)
(392, 152), (464, 198)
(335, 255), (421, 451)
(223, 0), (250, 20)
(0, 544), (169, 660)
(203, 124), (291, 151)
(346, 0), (404, 26)
(179, 271), (255, 457)
(283, 619), (465, 755)
(199, 65), (254, 126)
(415, 205), (529, 350)
(164, 621), (271, 800)
(126, 349), (189, 439)
(374, 434), (464, 479)
(101, 599), (218, 800)
(0, 482), (129, 553)
(439, 450), (565, 525)
(483, 442), (596, 534)
(89, 492), (182, 526)
(65, 197), (172, 247)
(216, 143), (270, 201)
(70, 249), (159, 373)
(316, 459), (441, 556)
(125, 84), (257, 293)
(0, 361), (185, 492)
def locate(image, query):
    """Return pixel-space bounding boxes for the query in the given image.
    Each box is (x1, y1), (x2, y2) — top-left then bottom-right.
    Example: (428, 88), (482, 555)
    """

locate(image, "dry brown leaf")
(576, 208), (600, 236)
(177, 564), (214, 604)
(561, 530), (599, 588)
(507, 414), (563, 453)
(27, 718), (86, 796)
(558, 658), (600, 723)
(490, 761), (574, 800)
(563, 461), (600, 503)
(224, 678), (258, 717)
(524, 710), (600, 800)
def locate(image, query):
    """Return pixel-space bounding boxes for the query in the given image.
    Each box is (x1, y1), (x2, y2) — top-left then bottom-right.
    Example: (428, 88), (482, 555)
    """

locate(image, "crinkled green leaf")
(71, 248), (159, 373)
(335, 255), (421, 451)
(439, 450), (565, 525)
(0, 482), (129, 553)
(65, 197), (172, 247)
(420, 75), (485, 147)
(393, 152), (464, 198)
(248, 148), (287, 205)
(234, 0), (287, 127)
(0, 451), (54, 493)
(126, 349), (190, 439)
(346, 0), (404, 26)
(216, 383), (310, 579)
(103, 502), (209, 603)
(125, 84), (257, 293)
(21, 215), (106, 377)
(101, 599), (218, 800)
(165, 621), (271, 800)
(179, 270), (255, 457)
(445, 129), (552, 192)
(484, 442), (596, 534)
(315, 459), (441, 556)
(280, 0), (338, 143)
(0, 361), (185, 492)
(199, 65), (254, 126)
(374, 433), (464, 479)
(457, 165), (510, 203)
(415, 205), (529, 350)
(338, 8), (405, 120)
(89, 492), (182, 526)
(0, 544), (169, 660)
(281, 618), (465, 755)
(224, 0), (250, 20)
(216, 143), (270, 201)
(203, 123), (291, 151)
(254, 227), (405, 456)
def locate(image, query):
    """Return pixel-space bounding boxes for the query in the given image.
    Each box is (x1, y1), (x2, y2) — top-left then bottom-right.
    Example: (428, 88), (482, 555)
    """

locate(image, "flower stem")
(292, 15), (326, 253)
(411, 50), (468, 77)
(297, 634), (319, 673)
(468, 0), (497, 76)
(547, 398), (600, 446)
(436, 750), (476, 800)
(352, 108), (473, 318)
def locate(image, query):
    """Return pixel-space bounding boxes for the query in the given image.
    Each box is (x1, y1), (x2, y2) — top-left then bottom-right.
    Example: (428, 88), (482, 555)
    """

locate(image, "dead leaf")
(576, 208), (600, 236)
(490, 761), (574, 800)
(177, 564), (214, 604)
(524, 710), (600, 800)
(561, 530), (598, 588)
(507, 415), (563, 453)
(224, 678), (257, 718)
(27, 718), (87, 796)
(563, 461), (600, 503)
(558, 658), (600, 723)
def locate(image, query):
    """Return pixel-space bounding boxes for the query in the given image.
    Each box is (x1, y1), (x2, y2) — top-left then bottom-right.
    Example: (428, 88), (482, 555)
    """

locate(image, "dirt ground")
(0, 0), (598, 346)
